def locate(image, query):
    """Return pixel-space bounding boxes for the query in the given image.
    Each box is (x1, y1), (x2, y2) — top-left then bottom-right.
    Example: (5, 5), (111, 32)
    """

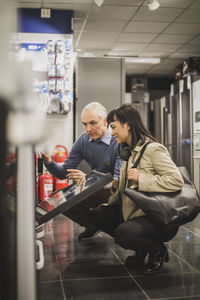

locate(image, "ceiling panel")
(104, 0), (143, 5)
(112, 42), (147, 51)
(107, 51), (139, 56)
(16, 2), (91, 18)
(177, 44), (200, 53)
(169, 52), (195, 59)
(88, 5), (137, 20)
(139, 51), (168, 57)
(78, 39), (113, 50)
(17, 0), (92, 3)
(144, 43), (182, 52)
(71, 4), (92, 18)
(164, 23), (200, 35)
(15, 0), (200, 76)
(84, 19), (126, 32)
(133, 7), (183, 22)
(176, 9), (200, 23)
(124, 21), (169, 33)
(16, 2), (40, 8)
(43, 0), (92, 3)
(153, 34), (192, 44)
(158, 0), (194, 8)
(79, 31), (119, 43)
(190, 0), (200, 9)
(189, 35), (200, 44)
(118, 32), (157, 43)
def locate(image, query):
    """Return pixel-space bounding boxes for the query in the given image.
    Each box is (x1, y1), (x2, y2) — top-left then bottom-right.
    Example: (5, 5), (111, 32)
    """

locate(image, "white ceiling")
(16, 0), (200, 77)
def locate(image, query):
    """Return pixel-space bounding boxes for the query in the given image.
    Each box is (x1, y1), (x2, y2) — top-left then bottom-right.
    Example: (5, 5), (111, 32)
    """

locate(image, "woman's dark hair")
(107, 104), (157, 149)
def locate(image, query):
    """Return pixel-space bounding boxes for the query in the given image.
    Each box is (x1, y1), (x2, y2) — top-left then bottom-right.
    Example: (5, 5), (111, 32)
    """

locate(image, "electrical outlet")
(41, 8), (51, 18)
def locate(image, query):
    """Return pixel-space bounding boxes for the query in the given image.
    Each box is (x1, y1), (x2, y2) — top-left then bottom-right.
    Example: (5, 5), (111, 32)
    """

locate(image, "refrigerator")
(192, 76), (200, 194)
(178, 76), (192, 177)
(152, 96), (166, 145)
(151, 79), (191, 176)
(170, 82), (181, 166)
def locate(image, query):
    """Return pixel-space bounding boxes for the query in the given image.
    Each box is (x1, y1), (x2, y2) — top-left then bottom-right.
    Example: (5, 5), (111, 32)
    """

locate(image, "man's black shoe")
(144, 243), (169, 274)
(78, 226), (99, 241)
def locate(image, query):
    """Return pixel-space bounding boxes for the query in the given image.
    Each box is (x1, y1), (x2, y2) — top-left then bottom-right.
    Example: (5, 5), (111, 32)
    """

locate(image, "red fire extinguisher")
(36, 154), (39, 201)
(52, 145), (69, 191)
(40, 171), (54, 202)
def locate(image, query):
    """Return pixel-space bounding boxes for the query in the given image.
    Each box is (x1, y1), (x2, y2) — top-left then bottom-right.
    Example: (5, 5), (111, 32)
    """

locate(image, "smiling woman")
(90, 104), (184, 275)
(109, 120), (131, 145)
(108, 104), (157, 150)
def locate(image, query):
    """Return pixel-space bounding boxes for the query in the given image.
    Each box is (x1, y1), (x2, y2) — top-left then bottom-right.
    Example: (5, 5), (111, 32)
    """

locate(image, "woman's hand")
(111, 179), (119, 193)
(66, 169), (86, 190)
(127, 168), (139, 182)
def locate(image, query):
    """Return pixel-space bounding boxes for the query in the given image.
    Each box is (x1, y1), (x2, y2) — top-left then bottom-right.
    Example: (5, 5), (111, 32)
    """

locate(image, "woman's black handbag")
(124, 144), (200, 232)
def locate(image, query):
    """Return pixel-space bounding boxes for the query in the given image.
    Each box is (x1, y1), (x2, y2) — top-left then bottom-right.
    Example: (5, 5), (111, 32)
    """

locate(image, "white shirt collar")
(89, 126), (112, 145)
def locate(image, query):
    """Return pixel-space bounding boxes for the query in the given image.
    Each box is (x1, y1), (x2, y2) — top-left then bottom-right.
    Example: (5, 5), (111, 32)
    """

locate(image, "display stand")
(36, 170), (113, 227)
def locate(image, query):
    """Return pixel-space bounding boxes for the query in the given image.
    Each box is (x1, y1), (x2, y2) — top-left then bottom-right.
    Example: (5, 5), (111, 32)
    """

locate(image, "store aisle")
(37, 214), (200, 300)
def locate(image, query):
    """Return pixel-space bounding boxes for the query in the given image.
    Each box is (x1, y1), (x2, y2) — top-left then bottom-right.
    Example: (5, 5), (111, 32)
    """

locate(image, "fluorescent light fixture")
(125, 57), (160, 64)
(78, 52), (96, 57)
(94, 0), (104, 7)
(147, 0), (160, 11)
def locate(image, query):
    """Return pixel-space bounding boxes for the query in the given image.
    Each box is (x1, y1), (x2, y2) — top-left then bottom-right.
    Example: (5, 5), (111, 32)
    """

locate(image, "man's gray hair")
(81, 102), (107, 120)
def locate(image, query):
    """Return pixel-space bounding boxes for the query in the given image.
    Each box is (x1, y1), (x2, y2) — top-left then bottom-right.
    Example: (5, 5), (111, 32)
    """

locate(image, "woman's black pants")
(90, 205), (178, 253)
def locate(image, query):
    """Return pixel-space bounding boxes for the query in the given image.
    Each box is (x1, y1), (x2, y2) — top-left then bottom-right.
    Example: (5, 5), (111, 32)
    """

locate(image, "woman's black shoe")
(144, 243), (169, 274)
(125, 251), (147, 265)
(78, 225), (99, 241)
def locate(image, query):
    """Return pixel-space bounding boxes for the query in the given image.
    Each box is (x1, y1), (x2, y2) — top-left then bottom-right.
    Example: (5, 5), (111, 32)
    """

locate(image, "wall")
(12, 33), (74, 155)
(76, 57), (125, 138)
(16, 6), (74, 154)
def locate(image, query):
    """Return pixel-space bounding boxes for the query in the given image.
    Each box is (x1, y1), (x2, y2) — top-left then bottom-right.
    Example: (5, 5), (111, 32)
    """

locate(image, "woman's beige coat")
(108, 140), (184, 221)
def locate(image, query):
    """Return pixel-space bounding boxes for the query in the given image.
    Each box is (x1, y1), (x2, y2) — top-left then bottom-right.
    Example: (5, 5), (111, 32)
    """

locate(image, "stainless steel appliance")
(192, 76), (200, 194)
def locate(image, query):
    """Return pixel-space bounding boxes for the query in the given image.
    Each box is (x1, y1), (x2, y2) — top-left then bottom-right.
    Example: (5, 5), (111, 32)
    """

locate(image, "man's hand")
(66, 169), (86, 190)
(41, 153), (51, 164)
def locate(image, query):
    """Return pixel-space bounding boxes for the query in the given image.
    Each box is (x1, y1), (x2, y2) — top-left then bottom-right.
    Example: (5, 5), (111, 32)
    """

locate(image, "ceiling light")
(78, 52), (96, 58)
(94, 0), (104, 7)
(125, 57), (160, 64)
(147, 0), (160, 11)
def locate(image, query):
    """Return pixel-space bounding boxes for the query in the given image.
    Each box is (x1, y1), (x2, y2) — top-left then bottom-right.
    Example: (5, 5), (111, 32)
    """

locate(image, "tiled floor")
(37, 214), (200, 300)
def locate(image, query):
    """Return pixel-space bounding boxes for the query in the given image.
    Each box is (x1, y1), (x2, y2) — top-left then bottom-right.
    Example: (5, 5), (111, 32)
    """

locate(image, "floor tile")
(60, 259), (129, 280)
(37, 214), (200, 300)
(135, 272), (200, 299)
(37, 258), (60, 282)
(164, 297), (200, 300)
(37, 281), (64, 300)
(171, 227), (200, 244)
(62, 277), (149, 300)
(37, 223), (60, 281)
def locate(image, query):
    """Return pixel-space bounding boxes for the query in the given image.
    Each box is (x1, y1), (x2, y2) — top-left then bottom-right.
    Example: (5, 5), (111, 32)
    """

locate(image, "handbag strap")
(132, 141), (152, 169)
(124, 141), (151, 187)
